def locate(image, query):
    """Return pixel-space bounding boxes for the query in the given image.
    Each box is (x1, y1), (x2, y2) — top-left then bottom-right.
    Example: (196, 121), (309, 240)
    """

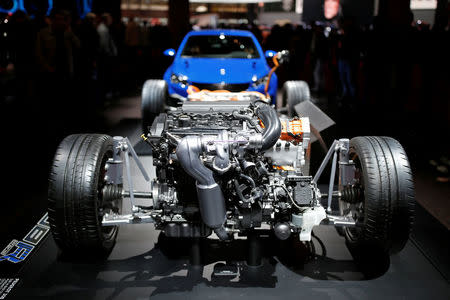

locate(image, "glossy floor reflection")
(12, 213), (449, 300)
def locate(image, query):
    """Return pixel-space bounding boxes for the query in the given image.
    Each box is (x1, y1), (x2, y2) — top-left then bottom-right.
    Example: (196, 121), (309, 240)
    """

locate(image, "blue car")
(163, 29), (278, 103)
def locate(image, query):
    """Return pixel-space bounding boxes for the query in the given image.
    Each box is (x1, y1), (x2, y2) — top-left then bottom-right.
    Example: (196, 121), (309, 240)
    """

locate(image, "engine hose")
(232, 111), (262, 133)
(176, 136), (229, 240)
(176, 136), (215, 186)
(254, 102), (282, 151)
(239, 174), (256, 188)
(264, 54), (280, 97)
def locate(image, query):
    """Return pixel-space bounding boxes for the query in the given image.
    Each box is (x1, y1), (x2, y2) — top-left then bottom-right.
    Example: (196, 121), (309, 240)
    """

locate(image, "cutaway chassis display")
(48, 90), (414, 259)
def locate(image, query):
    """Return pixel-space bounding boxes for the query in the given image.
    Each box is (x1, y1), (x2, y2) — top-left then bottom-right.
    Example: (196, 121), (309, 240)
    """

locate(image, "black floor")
(6, 204), (450, 300)
(1, 95), (449, 299)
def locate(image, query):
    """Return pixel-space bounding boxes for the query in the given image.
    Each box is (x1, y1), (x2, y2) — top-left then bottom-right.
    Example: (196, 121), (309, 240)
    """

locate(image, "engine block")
(144, 99), (325, 241)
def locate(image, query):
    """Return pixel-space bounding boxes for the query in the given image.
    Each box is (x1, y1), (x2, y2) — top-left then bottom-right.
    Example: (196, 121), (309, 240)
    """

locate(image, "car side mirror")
(163, 48), (176, 57)
(265, 50), (277, 58)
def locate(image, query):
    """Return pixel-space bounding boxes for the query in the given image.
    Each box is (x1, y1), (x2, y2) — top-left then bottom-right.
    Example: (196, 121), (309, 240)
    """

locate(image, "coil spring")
(102, 184), (122, 202)
(341, 186), (363, 203)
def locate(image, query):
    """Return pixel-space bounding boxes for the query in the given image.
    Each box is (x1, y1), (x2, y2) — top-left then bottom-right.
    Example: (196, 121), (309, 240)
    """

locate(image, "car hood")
(172, 58), (269, 84)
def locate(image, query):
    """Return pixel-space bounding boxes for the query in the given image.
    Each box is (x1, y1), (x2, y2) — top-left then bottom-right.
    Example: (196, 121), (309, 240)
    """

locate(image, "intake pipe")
(255, 102), (282, 151)
(176, 136), (229, 240)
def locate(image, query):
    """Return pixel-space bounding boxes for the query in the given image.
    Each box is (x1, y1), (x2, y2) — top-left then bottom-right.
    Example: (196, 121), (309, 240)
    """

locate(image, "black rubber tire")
(281, 80), (311, 117)
(342, 136), (415, 254)
(48, 134), (118, 256)
(141, 79), (167, 133)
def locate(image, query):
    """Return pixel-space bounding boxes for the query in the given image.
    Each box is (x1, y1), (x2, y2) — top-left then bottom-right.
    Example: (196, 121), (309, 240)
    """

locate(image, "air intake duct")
(176, 136), (229, 240)
(254, 102), (282, 151)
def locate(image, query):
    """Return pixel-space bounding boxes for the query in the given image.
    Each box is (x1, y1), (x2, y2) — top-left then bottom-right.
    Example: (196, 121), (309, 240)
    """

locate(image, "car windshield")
(181, 35), (260, 59)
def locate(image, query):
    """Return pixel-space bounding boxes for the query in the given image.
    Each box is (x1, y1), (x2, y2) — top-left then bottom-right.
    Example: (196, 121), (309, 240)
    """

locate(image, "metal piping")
(176, 136), (229, 240)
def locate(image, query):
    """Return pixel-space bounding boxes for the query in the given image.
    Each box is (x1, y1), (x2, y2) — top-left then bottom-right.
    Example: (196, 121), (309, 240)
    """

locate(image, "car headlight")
(170, 73), (189, 86)
(252, 75), (269, 87)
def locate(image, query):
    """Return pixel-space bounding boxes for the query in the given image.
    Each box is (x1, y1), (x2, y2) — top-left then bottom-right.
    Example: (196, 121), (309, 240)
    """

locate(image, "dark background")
(0, 0), (448, 284)
(303, 0), (375, 24)
(0, 0), (448, 232)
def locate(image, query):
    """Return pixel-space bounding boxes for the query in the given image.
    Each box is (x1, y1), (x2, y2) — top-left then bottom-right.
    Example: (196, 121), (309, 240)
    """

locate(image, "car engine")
(143, 98), (326, 241)
(48, 80), (414, 261)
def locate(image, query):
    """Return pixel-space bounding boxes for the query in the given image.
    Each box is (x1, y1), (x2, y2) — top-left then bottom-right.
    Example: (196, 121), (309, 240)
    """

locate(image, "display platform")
(1, 119), (449, 300)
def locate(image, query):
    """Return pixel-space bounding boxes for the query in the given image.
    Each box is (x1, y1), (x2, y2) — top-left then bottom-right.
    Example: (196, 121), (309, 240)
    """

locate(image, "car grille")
(191, 82), (250, 92)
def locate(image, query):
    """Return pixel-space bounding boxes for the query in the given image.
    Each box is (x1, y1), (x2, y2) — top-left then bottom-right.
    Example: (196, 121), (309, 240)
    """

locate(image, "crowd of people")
(260, 17), (448, 114)
(1, 9), (447, 112)
(0, 9), (173, 111)
(0, 8), (448, 167)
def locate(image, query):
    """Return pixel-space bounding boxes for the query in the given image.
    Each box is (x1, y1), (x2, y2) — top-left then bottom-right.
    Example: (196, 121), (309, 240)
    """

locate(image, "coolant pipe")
(232, 111), (262, 133)
(254, 102), (282, 151)
(176, 136), (229, 240)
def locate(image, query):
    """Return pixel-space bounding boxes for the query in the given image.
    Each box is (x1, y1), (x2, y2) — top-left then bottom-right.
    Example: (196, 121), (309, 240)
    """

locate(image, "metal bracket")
(112, 136), (151, 214)
(124, 137), (150, 182)
(313, 139), (338, 183)
(313, 139), (353, 213)
(322, 215), (356, 227)
(292, 206), (327, 241)
(102, 212), (155, 226)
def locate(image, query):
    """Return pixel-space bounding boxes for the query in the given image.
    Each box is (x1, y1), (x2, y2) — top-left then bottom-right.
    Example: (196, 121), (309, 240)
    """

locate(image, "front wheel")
(48, 134), (121, 256)
(141, 79), (167, 133)
(340, 136), (415, 254)
(281, 80), (311, 117)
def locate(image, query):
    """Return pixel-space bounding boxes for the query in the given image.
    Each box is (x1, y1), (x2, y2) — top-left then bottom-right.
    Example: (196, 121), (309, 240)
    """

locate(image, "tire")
(281, 80), (311, 117)
(281, 81), (311, 175)
(48, 134), (120, 256)
(341, 136), (415, 254)
(142, 79), (167, 133)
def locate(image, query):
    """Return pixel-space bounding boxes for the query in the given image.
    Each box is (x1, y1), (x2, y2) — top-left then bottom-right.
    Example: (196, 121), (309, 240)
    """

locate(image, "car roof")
(186, 29), (255, 38)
